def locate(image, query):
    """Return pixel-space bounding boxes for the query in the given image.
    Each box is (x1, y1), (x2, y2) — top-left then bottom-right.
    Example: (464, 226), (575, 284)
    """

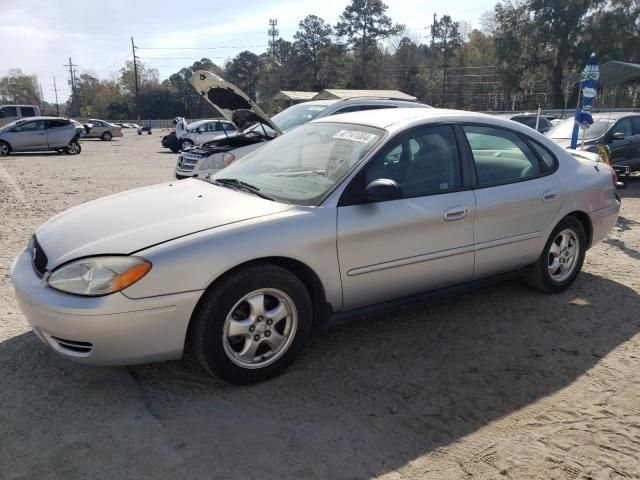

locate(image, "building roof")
(312, 89), (417, 101)
(273, 91), (319, 101)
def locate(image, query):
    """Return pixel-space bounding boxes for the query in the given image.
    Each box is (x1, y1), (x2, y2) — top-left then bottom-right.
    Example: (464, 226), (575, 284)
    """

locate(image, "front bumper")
(10, 249), (202, 366)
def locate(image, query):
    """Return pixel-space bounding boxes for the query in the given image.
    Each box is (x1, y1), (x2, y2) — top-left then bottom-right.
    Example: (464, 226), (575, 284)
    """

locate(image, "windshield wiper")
(211, 178), (276, 201)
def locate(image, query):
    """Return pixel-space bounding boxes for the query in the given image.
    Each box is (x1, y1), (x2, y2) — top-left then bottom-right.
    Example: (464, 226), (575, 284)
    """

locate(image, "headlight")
(199, 152), (235, 171)
(47, 256), (151, 296)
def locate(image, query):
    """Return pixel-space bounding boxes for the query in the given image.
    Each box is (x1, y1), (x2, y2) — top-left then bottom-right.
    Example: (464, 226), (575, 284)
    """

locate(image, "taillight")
(610, 166), (617, 188)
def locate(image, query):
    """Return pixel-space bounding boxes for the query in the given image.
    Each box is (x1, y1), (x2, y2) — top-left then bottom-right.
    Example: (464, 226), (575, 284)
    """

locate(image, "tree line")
(1, 0), (638, 120)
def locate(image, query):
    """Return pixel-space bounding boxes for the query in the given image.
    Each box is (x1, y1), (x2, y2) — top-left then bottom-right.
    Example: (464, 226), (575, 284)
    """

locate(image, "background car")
(509, 113), (554, 133)
(0, 116), (81, 155)
(0, 104), (40, 126)
(11, 108), (619, 384)
(175, 71), (431, 179)
(174, 119), (238, 151)
(82, 118), (123, 141)
(546, 112), (640, 173)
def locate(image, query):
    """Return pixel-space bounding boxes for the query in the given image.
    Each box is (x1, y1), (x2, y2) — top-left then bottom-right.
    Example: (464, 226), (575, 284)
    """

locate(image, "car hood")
(190, 70), (283, 134)
(36, 180), (292, 269)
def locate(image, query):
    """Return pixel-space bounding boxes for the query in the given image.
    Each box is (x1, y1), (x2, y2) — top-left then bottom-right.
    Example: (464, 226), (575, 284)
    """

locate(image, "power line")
(137, 45), (268, 50)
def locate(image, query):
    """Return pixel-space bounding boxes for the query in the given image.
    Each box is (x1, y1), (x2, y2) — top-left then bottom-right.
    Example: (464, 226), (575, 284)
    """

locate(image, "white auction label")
(333, 130), (377, 143)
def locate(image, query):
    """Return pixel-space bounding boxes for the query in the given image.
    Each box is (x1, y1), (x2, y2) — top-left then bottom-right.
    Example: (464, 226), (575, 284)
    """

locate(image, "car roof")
(311, 107), (485, 130)
(591, 112), (639, 120)
(15, 116), (68, 121)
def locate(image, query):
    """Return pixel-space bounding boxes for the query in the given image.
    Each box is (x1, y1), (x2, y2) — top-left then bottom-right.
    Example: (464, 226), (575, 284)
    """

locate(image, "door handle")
(443, 205), (468, 221)
(542, 190), (558, 202)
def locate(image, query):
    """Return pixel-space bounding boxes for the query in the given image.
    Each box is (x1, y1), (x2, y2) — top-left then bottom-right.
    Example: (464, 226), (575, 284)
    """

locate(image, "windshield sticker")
(308, 106), (325, 111)
(333, 130), (377, 143)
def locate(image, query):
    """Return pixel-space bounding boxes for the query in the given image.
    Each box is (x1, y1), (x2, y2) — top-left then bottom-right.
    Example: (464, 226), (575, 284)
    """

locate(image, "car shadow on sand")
(2, 273), (638, 478)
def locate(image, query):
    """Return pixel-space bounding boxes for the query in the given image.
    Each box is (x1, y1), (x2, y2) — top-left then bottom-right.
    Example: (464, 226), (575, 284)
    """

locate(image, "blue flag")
(570, 53), (599, 149)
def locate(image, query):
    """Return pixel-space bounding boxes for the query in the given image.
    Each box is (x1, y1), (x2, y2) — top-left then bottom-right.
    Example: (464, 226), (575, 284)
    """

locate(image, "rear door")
(461, 125), (563, 278)
(337, 124), (476, 309)
(8, 120), (47, 150)
(46, 119), (72, 148)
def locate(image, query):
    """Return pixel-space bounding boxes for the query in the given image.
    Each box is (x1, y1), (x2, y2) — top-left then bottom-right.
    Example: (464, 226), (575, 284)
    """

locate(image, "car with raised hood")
(11, 107), (620, 384)
(174, 70), (430, 179)
(164, 118), (238, 153)
(546, 112), (640, 175)
(0, 117), (81, 156)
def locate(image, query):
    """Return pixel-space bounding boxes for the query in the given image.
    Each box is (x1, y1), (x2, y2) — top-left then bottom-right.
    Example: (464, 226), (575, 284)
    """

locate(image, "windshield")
(546, 117), (614, 141)
(0, 119), (25, 132)
(271, 103), (329, 132)
(210, 122), (385, 206)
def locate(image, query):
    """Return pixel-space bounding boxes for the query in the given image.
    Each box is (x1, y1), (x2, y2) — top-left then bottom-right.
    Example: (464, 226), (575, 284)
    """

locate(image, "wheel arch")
(566, 210), (593, 248)
(188, 256), (329, 335)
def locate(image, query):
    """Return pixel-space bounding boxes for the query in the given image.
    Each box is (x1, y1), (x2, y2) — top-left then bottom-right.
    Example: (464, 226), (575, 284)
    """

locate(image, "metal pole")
(131, 36), (140, 121)
(53, 77), (60, 116)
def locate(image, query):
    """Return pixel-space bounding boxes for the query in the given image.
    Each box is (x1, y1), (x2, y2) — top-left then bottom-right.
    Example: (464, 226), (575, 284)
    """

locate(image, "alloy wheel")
(222, 288), (298, 369)
(548, 229), (580, 283)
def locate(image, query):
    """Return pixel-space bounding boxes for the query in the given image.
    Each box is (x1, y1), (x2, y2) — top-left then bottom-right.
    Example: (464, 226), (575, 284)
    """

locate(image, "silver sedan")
(10, 108), (620, 384)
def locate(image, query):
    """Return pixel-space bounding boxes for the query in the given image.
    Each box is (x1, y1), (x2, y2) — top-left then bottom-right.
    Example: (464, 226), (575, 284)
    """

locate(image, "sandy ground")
(0, 131), (639, 480)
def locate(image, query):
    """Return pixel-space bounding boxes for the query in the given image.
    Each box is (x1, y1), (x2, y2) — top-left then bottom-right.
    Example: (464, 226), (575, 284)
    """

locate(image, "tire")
(138, 131), (142, 135)
(0, 141), (10, 156)
(525, 216), (586, 293)
(147, 130), (152, 135)
(180, 139), (194, 151)
(188, 263), (313, 385)
(64, 141), (81, 155)
(101, 131), (113, 141)
(170, 146), (180, 153)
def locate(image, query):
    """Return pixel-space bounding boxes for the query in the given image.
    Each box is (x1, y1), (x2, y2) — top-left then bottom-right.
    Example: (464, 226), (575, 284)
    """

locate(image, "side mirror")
(612, 132), (625, 141)
(365, 179), (402, 202)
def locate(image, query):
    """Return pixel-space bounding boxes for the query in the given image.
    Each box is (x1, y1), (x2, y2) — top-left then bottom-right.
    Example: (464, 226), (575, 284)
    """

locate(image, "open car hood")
(190, 70), (283, 135)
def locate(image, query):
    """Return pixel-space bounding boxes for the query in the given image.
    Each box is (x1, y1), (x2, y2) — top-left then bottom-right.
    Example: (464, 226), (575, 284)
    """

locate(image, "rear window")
(47, 119), (70, 129)
(20, 107), (36, 117)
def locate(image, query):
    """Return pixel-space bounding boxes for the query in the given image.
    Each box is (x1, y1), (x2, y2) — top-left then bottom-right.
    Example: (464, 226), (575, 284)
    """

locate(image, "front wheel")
(188, 263), (313, 385)
(101, 131), (113, 141)
(0, 141), (10, 156)
(525, 216), (586, 293)
(64, 141), (81, 155)
(180, 139), (194, 151)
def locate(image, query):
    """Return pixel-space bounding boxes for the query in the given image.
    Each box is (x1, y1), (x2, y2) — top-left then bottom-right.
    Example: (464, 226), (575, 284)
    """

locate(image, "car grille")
(177, 152), (202, 171)
(51, 336), (94, 355)
(32, 237), (48, 277)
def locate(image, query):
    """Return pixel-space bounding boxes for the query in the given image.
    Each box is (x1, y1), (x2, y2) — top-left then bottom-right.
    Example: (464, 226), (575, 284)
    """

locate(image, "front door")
(8, 120), (47, 150)
(337, 125), (475, 310)
(460, 125), (563, 278)
(610, 117), (640, 172)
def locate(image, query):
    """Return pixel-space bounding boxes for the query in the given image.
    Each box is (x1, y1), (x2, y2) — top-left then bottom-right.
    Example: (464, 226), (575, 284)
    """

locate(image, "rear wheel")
(525, 216), (586, 293)
(64, 141), (81, 155)
(0, 141), (10, 156)
(188, 263), (313, 385)
(180, 139), (194, 151)
(101, 131), (112, 141)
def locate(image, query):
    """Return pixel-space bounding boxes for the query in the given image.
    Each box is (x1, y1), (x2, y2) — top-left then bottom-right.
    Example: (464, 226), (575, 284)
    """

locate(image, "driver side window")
(362, 125), (462, 199)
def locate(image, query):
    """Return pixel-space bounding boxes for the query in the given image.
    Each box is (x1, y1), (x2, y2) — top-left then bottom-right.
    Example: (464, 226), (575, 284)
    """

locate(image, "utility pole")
(64, 58), (78, 117)
(53, 77), (60, 116)
(131, 36), (141, 121)
(38, 82), (44, 109)
(268, 19), (279, 57)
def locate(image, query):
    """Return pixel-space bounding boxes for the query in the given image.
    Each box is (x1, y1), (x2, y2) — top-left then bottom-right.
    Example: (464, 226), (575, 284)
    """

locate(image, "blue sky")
(1, 0), (495, 103)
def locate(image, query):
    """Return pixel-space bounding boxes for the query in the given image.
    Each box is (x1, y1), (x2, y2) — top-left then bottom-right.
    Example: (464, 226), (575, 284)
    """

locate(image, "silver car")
(10, 108), (620, 384)
(0, 116), (81, 156)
